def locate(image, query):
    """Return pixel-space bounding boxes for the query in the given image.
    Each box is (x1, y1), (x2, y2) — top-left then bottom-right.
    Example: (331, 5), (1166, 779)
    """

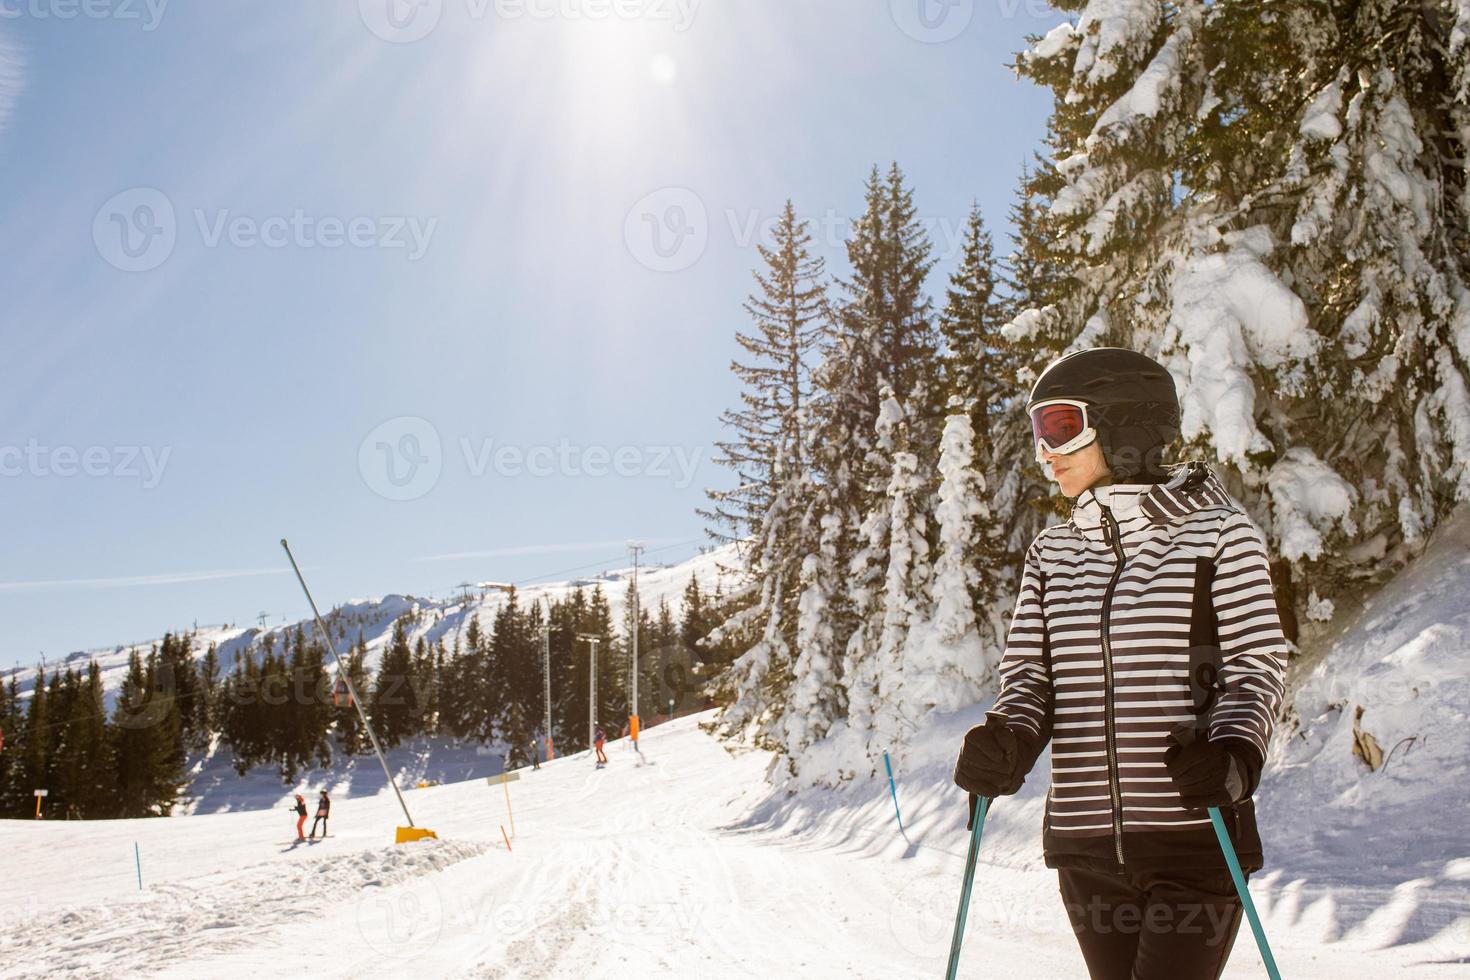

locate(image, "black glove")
(954, 714), (1031, 799)
(1164, 724), (1258, 808)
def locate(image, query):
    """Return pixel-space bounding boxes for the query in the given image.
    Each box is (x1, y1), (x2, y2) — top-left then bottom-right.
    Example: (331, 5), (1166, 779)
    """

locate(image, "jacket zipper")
(1099, 504), (1127, 867)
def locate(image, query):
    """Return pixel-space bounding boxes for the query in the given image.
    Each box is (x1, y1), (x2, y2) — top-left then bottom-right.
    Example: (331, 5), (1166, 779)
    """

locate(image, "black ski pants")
(310, 814), (328, 837)
(1057, 865), (1246, 980)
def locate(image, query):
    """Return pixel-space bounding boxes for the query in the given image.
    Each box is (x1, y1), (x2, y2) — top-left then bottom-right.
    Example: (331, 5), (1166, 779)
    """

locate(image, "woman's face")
(1043, 440), (1112, 498)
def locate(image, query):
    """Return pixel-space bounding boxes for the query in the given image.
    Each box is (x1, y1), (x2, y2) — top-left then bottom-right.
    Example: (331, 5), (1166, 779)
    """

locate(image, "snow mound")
(1, 839), (487, 979)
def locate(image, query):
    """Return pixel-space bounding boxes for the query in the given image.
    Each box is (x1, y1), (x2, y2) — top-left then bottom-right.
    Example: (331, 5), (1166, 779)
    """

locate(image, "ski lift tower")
(578, 632), (603, 750)
(627, 541), (644, 745)
(541, 595), (553, 759)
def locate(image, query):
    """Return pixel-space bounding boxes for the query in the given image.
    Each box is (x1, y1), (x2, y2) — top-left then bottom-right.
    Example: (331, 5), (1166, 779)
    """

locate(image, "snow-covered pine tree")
(937, 203), (1023, 611)
(902, 405), (993, 712)
(1010, 0), (1470, 626)
(1187, 0), (1470, 607)
(707, 201), (827, 747)
(808, 165), (941, 774)
(779, 499), (844, 757)
(998, 157), (1074, 535)
(864, 391), (935, 753)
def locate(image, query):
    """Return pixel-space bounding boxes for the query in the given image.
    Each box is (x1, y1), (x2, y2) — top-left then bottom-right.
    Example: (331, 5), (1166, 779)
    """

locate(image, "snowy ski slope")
(3, 518), (1468, 977)
(1, 706), (1466, 978)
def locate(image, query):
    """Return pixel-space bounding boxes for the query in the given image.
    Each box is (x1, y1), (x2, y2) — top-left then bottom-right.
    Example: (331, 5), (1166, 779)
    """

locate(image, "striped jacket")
(989, 462), (1288, 873)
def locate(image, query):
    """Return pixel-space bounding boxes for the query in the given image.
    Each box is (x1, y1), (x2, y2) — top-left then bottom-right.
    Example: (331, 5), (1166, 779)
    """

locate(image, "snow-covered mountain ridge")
(1, 546), (741, 703)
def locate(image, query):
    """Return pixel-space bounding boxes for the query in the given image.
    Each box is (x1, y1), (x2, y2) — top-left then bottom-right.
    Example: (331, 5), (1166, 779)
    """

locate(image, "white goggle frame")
(1030, 398), (1099, 463)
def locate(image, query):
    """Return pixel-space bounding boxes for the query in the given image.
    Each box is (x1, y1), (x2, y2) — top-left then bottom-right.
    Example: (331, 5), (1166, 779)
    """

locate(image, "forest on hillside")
(0, 575), (740, 819)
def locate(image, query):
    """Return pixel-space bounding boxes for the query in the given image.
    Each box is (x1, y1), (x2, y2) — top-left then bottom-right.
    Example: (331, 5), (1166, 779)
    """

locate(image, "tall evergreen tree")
(58, 662), (114, 817)
(370, 617), (419, 748)
(709, 202), (829, 745)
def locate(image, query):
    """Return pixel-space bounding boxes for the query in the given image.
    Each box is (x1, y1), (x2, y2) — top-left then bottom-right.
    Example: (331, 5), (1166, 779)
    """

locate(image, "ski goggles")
(1029, 398), (1099, 461)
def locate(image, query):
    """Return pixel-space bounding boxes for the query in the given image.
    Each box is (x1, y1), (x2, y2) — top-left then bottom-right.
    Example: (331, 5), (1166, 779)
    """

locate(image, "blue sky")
(0, 0), (1062, 669)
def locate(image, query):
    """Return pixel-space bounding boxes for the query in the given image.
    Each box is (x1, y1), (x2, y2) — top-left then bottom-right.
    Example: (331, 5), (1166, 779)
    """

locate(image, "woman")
(310, 790), (330, 839)
(953, 348), (1288, 980)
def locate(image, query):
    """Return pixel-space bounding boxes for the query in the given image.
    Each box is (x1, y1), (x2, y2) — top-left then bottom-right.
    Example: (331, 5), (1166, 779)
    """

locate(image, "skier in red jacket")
(594, 725), (608, 767)
(289, 794), (308, 841)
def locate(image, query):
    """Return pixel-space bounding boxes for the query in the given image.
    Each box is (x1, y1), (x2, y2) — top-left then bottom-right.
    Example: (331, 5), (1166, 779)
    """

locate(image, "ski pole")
(883, 749), (905, 833)
(945, 794), (989, 980)
(1208, 806), (1281, 980)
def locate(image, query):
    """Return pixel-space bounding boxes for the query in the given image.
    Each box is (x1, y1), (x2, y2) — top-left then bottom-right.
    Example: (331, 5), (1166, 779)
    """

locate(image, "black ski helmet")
(1027, 347), (1182, 483)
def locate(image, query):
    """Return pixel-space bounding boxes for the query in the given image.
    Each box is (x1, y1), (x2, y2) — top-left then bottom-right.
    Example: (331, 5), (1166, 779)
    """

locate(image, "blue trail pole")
(882, 749), (904, 832)
(945, 795), (989, 980)
(134, 842), (142, 891)
(1208, 807), (1281, 980)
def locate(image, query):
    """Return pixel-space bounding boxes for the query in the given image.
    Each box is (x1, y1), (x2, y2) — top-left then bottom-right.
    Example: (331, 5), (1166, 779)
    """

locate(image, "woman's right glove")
(954, 714), (1034, 799)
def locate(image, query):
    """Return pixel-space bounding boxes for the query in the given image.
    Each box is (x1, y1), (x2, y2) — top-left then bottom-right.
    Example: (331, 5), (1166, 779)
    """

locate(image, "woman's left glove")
(1164, 724), (1258, 808)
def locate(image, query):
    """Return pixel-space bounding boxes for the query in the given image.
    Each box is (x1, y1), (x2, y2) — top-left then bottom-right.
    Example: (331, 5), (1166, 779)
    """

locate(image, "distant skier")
(289, 793), (308, 841)
(530, 740), (542, 771)
(310, 790), (330, 839)
(952, 349), (1288, 980)
(594, 725), (608, 767)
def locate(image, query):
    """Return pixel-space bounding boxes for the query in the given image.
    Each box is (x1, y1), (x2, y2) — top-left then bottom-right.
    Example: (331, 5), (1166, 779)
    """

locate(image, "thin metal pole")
(280, 539), (416, 829)
(542, 598), (552, 759)
(629, 542), (643, 740)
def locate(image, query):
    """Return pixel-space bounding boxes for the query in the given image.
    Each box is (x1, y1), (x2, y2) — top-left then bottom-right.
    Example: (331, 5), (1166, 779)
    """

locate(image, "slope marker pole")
(504, 776), (516, 839)
(882, 749), (905, 832)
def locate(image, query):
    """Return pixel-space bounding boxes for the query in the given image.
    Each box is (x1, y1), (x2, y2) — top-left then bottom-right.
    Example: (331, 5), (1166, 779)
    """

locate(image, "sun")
(649, 53), (677, 85)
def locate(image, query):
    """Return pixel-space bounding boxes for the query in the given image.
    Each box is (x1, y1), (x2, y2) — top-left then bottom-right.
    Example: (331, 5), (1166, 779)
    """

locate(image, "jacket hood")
(1070, 460), (1233, 531)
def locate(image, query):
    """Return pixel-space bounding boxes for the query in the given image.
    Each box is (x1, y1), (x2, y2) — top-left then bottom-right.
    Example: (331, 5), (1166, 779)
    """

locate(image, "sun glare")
(649, 53), (677, 85)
